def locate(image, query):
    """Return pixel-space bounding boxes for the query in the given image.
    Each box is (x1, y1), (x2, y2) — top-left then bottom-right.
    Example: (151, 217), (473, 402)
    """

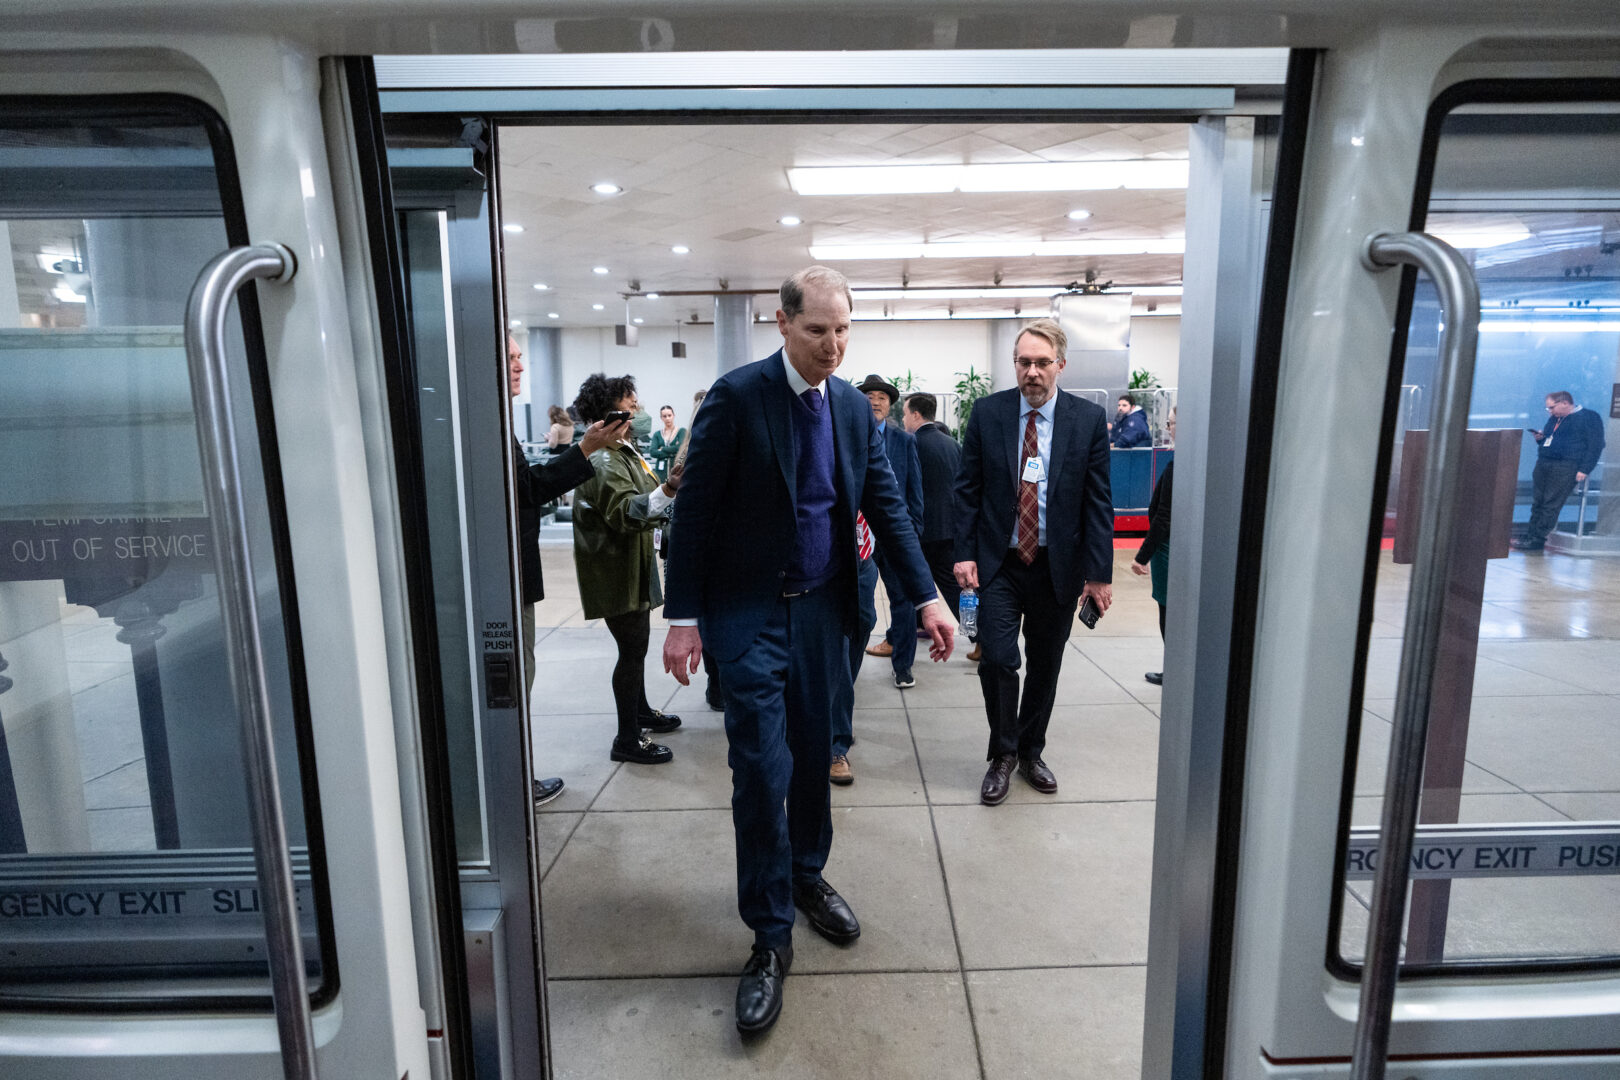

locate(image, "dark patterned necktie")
(1018, 410), (1039, 565)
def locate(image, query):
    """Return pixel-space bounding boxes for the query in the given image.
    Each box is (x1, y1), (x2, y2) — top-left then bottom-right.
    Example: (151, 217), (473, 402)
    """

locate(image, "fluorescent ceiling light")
(1431, 227), (1530, 249)
(810, 238), (1185, 260)
(592, 266), (610, 274)
(592, 181), (623, 195)
(855, 287), (1063, 301)
(789, 160), (1188, 196)
(633, 317), (644, 324)
(51, 284), (86, 303)
(592, 303), (605, 310)
(671, 245), (690, 254)
(503, 223), (524, 234)
(509, 319), (523, 327)
(547, 312), (560, 319)
(1067, 209), (1093, 221)
(779, 216), (802, 227)
(1479, 319), (1620, 333)
(645, 292), (660, 300)
(533, 282), (549, 290)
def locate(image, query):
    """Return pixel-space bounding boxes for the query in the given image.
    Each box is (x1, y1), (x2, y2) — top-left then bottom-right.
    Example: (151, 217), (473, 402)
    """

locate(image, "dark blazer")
(514, 439), (595, 604)
(880, 423), (925, 538)
(954, 388), (1114, 605)
(913, 421), (962, 543)
(665, 351), (938, 662)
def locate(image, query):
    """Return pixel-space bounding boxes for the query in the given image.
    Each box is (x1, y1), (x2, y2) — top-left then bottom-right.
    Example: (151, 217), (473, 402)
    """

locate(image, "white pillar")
(715, 294), (755, 375)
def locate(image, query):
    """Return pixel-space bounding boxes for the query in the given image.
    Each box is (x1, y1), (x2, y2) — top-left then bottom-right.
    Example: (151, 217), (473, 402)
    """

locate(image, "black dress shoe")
(792, 878), (860, 944)
(639, 708), (682, 733)
(980, 754), (1015, 806)
(1017, 757), (1058, 794)
(1144, 671), (1163, 686)
(531, 776), (565, 807)
(610, 734), (673, 764)
(735, 943), (792, 1034)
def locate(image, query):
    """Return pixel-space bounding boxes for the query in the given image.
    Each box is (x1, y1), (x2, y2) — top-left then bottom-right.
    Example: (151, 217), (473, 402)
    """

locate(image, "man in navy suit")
(853, 374), (925, 690)
(954, 318), (1114, 806)
(663, 266), (955, 1035)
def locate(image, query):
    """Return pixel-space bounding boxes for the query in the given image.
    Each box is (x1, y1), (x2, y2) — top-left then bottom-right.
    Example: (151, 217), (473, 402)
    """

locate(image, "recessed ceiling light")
(1067, 209), (1093, 221)
(645, 292), (660, 300)
(547, 312), (560, 319)
(778, 216), (802, 227)
(509, 319), (523, 327)
(633, 317), (644, 324)
(533, 282), (549, 290)
(788, 160), (1189, 196)
(592, 182), (623, 195)
(503, 223), (525, 234)
(592, 266), (610, 275)
(808, 238), (1186, 261)
(592, 303), (605, 310)
(671, 245), (690, 255)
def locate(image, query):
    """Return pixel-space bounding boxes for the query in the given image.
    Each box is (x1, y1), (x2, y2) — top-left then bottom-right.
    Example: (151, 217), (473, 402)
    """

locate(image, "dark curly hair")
(572, 373), (637, 424)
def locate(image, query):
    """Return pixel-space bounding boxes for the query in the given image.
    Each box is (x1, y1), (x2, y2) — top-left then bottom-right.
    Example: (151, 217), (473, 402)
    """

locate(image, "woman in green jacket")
(571, 373), (682, 765)
(647, 404), (686, 479)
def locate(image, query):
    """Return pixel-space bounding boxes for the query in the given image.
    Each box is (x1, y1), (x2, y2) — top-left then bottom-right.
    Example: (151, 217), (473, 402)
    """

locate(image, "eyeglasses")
(1013, 358), (1057, 371)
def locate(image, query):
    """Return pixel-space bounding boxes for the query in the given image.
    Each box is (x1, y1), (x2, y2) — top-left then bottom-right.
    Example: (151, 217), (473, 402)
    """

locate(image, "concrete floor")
(528, 540), (1620, 1077)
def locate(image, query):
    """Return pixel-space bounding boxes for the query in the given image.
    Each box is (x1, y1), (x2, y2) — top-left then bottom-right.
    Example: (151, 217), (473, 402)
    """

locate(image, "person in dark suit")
(1512, 389), (1606, 551)
(903, 392), (964, 618)
(954, 318), (1114, 806)
(854, 374), (925, 690)
(663, 266), (955, 1036)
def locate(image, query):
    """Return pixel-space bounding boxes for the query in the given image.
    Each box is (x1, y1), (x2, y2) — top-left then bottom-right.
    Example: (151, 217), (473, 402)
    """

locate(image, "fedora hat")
(855, 373), (900, 404)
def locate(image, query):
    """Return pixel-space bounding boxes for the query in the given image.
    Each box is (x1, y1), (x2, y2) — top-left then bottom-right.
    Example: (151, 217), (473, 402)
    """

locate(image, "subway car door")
(0, 44), (435, 1080)
(1212, 27), (1620, 1080)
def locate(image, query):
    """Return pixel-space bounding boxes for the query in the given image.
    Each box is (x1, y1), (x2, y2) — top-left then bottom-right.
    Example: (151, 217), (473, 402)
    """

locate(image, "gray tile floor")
(529, 543), (1620, 1078)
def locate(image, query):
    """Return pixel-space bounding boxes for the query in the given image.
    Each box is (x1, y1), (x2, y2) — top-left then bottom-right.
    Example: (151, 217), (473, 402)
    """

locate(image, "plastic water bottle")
(959, 588), (978, 641)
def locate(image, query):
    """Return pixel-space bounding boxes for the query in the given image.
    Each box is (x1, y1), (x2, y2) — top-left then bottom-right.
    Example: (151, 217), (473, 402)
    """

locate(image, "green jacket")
(648, 427), (686, 478)
(572, 443), (669, 620)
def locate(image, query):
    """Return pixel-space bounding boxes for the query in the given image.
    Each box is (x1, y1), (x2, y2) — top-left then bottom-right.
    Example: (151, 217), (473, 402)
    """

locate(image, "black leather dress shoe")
(981, 754), (1015, 806)
(610, 734), (673, 764)
(639, 708), (682, 733)
(735, 944), (792, 1034)
(793, 878), (860, 944)
(1017, 757), (1058, 794)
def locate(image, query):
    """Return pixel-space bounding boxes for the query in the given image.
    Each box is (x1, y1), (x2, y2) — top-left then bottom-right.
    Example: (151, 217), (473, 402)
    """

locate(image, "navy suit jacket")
(954, 388), (1114, 606)
(913, 421), (962, 543)
(879, 422), (925, 539)
(665, 351), (938, 662)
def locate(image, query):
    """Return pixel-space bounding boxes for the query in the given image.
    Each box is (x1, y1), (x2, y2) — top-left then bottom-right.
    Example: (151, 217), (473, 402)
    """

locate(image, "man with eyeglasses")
(953, 318), (1114, 806)
(1512, 390), (1606, 552)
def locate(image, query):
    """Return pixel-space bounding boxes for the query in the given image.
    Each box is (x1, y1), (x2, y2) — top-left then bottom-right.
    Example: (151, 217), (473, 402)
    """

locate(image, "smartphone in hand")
(1078, 594), (1101, 630)
(604, 410), (632, 425)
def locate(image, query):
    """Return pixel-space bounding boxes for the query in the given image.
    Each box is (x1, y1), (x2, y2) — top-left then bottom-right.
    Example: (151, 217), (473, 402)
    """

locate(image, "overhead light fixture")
(671, 245), (690, 255)
(51, 283), (87, 303)
(592, 303), (605, 310)
(1480, 318), (1620, 333)
(788, 160), (1189, 196)
(533, 282), (549, 290)
(1067, 209), (1093, 221)
(592, 266), (610, 275)
(810, 237), (1185, 260)
(633, 317), (644, 324)
(503, 223), (525, 234)
(1431, 227), (1531, 249)
(645, 292), (660, 300)
(592, 181), (623, 195)
(854, 287), (1063, 301)
(547, 312), (560, 319)
(509, 319), (523, 328)
(779, 216), (802, 227)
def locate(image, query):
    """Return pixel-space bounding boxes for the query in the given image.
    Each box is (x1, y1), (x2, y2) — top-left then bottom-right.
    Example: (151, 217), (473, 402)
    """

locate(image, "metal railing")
(184, 243), (317, 1080)
(1351, 231), (1481, 1080)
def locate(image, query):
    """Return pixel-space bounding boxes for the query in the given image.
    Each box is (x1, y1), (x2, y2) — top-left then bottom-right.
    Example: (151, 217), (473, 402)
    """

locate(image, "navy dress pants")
(976, 549), (1076, 761)
(873, 549), (917, 674)
(716, 583), (848, 949)
(834, 555), (880, 757)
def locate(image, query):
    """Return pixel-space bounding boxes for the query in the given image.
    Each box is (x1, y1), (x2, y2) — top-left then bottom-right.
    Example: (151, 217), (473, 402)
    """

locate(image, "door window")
(0, 99), (333, 1006)
(1337, 91), (1620, 974)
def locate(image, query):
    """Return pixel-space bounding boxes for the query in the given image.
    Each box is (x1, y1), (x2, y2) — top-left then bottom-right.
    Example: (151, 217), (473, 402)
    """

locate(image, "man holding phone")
(953, 318), (1114, 806)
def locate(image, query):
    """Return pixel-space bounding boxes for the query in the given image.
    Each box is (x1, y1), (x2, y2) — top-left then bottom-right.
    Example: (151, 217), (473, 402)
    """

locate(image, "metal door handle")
(184, 243), (317, 1080)
(1350, 232), (1481, 1080)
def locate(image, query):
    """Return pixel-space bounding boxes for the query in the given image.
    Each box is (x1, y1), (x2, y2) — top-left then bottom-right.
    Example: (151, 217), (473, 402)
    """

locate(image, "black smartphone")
(1077, 594), (1101, 630)
(604, 410), (632, 425)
